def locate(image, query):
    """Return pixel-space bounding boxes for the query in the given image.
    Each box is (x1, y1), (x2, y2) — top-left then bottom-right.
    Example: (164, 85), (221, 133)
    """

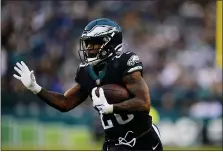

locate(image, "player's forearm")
(113, 98), (150, 113)
(119, 72), (151, 113)
(37, 88), (77, 112)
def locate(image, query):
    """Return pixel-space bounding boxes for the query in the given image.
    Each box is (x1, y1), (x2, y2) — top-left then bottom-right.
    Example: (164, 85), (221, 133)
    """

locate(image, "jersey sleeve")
(74, 63), (86, 83)
(120, 52), (143, 76)
(74, 66), (81, 83)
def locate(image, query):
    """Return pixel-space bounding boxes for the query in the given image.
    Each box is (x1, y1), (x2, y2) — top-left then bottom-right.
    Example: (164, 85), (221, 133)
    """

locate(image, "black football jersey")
(75, 51), (152, 140)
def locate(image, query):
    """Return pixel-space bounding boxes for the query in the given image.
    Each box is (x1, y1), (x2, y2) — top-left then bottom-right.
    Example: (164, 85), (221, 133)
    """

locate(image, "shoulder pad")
(75, 63), (88, 83)
(119, 51), (143, 76)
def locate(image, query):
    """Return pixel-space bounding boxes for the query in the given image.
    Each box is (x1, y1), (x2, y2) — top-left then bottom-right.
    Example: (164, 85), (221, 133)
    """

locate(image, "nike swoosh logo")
(152, 143), (159, 150)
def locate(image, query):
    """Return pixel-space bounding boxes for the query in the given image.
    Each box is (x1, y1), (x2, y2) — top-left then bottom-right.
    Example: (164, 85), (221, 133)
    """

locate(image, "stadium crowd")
(2, 0), (222, 130)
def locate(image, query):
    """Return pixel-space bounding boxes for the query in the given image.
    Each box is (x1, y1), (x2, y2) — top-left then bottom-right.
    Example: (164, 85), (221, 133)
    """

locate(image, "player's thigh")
(102, 141), (131, 151)
(135, 124), (163, 150)
(151, 124), (163, 151)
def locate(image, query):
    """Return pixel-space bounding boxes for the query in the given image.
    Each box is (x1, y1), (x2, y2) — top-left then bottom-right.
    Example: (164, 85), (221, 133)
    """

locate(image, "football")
(95, 84), (131, 104)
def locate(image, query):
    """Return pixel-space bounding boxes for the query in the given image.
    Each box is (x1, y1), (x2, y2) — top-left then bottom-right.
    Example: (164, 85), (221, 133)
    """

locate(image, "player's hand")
(13, 61), (42, 94)
(91, 87), (113, 114)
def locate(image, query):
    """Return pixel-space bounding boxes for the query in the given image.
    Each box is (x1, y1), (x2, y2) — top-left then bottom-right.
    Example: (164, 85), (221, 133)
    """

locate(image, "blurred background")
(1, 0), (222, 150)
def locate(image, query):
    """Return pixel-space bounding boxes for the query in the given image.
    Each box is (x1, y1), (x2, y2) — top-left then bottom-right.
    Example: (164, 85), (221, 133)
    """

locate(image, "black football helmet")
(79, 18), (122, 65)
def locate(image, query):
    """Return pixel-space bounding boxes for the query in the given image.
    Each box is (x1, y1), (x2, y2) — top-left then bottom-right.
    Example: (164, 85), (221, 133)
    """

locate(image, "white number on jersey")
(100, 113), (134, 130)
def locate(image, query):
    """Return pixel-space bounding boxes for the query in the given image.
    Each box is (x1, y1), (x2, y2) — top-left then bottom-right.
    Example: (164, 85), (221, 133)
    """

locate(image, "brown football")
(95, 84), (131, 104)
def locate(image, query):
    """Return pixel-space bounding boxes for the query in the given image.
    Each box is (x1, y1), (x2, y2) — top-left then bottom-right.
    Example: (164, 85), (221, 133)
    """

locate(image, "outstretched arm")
(37, 84), (88, 112)
(113, 71), (150, 113)
(13, 61), (88, 112)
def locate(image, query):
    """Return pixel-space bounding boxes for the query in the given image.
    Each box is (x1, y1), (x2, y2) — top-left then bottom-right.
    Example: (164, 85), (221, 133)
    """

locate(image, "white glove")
(13, 61), (42, 94)
(91, 87), (113, 114)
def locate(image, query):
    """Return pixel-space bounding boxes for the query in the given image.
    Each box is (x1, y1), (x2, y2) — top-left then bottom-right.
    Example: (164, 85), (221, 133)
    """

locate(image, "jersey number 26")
(100, 114), (134, 129)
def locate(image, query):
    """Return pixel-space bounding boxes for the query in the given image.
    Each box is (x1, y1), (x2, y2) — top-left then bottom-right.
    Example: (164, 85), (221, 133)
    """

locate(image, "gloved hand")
(13, 61), (42, 94)
(91, 87), (113, 114)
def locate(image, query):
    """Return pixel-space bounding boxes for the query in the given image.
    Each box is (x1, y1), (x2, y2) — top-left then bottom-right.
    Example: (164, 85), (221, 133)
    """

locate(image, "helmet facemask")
(79, 32), (115, 65)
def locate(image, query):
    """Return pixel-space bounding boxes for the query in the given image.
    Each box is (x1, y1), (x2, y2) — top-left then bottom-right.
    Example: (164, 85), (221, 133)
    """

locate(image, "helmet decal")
(82, 25), (120, 37)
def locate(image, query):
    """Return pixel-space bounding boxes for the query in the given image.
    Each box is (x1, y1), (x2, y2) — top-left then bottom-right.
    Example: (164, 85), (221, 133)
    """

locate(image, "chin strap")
(114, 43), (128, 52)
(88, 53), (113, 65)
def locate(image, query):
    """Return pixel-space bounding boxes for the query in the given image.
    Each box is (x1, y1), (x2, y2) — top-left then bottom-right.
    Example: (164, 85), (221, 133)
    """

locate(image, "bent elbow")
(144, 100), (150, 112)
(58, 106), (72, 112)
(58, 108), (69, 112)
(144, 104), (150, 112)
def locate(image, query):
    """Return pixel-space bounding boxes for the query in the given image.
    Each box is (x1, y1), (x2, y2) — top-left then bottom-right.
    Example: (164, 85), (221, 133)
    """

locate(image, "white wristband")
(29, 83), (42, 94)
(106, 104), (114, 114)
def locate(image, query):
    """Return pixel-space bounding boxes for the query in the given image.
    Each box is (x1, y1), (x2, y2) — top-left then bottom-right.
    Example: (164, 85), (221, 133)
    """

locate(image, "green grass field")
(1, 116), (222, 151)
(2, 143), (222, 151)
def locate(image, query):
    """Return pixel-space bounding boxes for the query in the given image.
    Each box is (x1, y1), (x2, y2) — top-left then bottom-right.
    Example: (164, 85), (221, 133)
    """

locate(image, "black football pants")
(102, 124), (163, 151)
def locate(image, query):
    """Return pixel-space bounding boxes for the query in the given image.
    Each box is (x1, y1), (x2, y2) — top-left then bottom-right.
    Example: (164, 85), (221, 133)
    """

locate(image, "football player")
(13, 18), (163, 151)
